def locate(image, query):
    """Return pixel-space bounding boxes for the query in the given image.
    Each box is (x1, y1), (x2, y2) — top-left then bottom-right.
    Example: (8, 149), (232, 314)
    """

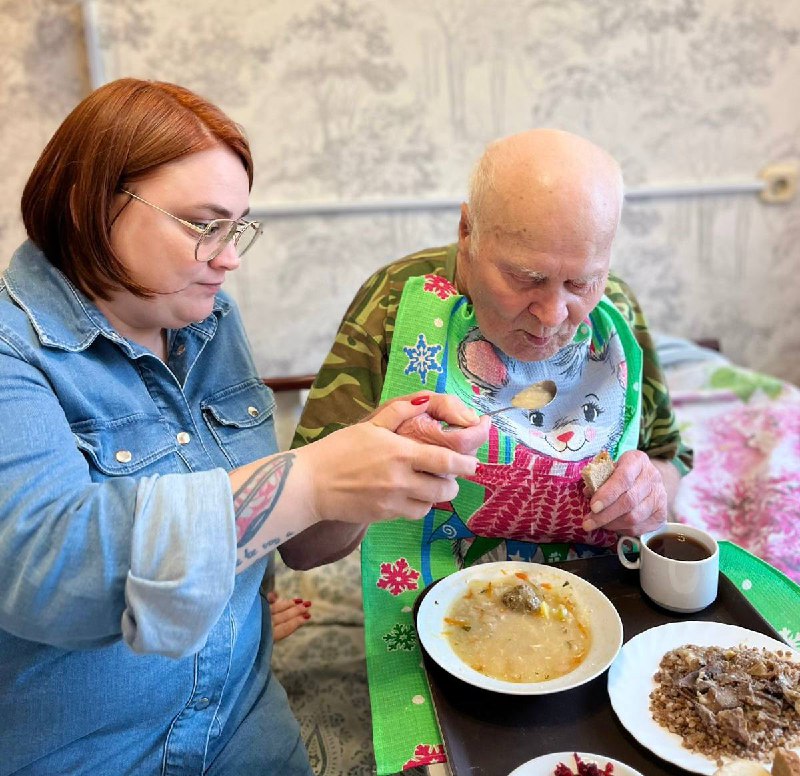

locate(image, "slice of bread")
(581, 450), (615, 494)
(773, 748), (800, 776)
(713, 762), (770, 776)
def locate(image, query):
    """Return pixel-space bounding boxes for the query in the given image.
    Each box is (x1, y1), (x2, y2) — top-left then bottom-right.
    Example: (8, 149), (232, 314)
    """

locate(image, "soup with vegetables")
(443, 570), (590, 682)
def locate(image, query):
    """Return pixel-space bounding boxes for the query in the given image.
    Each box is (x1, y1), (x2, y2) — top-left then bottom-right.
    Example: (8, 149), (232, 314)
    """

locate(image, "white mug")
(617, 522), (719, 613)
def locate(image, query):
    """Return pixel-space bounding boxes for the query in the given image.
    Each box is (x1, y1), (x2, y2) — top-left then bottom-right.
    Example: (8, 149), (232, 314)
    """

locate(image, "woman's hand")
(389, 392), (491, 456)
(581, 450), (669, 535)
(297, 393), (485, 525)
(268, 591), (311, 641)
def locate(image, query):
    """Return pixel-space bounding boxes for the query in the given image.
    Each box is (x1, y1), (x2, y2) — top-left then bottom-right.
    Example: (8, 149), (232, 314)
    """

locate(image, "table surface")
(415, 553), (784, 776)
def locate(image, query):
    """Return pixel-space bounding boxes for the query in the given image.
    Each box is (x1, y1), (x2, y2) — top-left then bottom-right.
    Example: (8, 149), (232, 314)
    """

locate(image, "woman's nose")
(209, 239), (241, 271)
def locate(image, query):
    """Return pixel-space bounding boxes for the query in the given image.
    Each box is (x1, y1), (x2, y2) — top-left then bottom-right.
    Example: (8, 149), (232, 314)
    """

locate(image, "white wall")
(2, 0), (799, 383)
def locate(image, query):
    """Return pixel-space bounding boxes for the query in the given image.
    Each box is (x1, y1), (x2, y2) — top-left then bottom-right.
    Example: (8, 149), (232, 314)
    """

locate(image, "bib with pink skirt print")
(379, 273), (642, 567)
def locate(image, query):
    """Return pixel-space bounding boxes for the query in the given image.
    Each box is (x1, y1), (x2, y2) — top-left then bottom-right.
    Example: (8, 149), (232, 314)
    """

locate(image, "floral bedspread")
(662, 337), (800, 583)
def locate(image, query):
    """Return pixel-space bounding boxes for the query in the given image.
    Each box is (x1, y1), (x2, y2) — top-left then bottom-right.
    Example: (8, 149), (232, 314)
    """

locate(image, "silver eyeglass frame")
(120, 189), (263, 262)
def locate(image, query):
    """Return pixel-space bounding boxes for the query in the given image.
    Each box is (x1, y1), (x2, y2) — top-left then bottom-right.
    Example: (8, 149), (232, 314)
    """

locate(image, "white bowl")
(416, 560), (623, 695)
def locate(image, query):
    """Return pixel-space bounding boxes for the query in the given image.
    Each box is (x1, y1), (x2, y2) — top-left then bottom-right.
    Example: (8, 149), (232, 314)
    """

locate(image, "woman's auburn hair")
(21, 78), (254, 300)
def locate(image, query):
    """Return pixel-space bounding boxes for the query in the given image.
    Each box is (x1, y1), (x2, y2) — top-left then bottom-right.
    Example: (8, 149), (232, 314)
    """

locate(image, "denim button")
(247, 406), (258, 417)
(194, 697), (210, 710)
(176, 432), (191, 445)
(175, 344), (186, 356)
(115, 450), (132, 463)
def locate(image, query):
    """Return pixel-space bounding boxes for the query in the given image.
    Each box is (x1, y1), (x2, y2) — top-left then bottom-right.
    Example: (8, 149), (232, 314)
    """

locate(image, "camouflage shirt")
(292, 244), (692, 474)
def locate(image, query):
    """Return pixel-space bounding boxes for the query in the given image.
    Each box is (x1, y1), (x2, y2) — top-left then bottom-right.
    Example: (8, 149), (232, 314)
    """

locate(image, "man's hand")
(581, 450), (674, 535)
(389, 391), (491, 456)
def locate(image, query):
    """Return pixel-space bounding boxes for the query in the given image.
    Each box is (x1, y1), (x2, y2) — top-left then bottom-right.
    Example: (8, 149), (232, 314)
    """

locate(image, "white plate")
(607, 621), (799, 774)
(416, 561), (623, 695)
(507, 751), (643, 775)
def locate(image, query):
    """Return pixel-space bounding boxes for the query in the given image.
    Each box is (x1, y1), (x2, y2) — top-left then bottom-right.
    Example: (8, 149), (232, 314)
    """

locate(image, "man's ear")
(458, 203), (472, 244)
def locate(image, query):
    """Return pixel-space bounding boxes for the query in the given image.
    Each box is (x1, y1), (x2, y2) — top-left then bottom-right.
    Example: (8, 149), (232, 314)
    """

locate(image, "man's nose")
(528, 292), (568, 329)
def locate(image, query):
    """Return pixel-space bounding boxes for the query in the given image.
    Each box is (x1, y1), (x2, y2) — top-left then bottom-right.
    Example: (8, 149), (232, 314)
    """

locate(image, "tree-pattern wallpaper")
(2, 0), (799, 383)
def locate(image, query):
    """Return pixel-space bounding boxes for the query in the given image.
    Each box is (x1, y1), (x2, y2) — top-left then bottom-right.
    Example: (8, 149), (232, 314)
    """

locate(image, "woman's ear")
(107, 188), (131, 228)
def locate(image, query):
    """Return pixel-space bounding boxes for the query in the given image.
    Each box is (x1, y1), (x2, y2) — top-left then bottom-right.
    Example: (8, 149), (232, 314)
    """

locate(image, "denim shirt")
(0, 242), (293, 775)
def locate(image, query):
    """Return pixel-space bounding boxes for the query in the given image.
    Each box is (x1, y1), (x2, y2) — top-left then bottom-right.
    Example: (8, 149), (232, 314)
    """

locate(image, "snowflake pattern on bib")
(403, 744), (447, 769)
(422, 273), (457, 299)
(376, 558), (420, 595)
(402, 333), (443, 385)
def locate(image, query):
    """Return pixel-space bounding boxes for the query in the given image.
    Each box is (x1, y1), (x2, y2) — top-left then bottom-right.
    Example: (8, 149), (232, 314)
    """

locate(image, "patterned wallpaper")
(2, 0), (799, 383)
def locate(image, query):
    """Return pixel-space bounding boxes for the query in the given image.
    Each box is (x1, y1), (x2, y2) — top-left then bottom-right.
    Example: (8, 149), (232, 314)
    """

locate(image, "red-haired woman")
(0, 78), (487, 775)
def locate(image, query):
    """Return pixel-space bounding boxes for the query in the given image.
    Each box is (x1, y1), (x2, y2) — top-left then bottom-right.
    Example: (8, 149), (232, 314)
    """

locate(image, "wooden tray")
(413, 553), (781, 776)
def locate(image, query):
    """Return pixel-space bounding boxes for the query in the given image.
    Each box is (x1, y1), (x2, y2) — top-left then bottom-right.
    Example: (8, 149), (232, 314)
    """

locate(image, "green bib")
(361, 273), (642, 773)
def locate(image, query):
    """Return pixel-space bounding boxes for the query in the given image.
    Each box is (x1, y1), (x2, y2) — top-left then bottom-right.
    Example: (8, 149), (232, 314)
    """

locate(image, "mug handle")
(617, 535), (641, 569)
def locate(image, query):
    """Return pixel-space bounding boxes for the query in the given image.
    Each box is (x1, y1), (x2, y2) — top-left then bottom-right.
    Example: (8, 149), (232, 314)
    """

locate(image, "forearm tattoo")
(234, 453), (295, 563)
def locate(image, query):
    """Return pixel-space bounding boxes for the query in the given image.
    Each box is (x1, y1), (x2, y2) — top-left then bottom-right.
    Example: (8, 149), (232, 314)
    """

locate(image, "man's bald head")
(456, 129), (624, 361)
(466, 129), (623, 254)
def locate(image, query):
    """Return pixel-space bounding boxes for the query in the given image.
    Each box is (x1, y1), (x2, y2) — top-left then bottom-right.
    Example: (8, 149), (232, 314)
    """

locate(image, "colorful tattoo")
(234, 453), (294, 548)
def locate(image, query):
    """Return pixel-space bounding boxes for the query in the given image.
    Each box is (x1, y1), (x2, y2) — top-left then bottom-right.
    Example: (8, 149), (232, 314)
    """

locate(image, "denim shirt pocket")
(201, 379), (277, 468)
(72, 414), (179, 479)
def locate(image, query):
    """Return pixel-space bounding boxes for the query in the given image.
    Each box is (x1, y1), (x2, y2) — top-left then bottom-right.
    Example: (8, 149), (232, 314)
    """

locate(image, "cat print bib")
(375, 273), (642, 565)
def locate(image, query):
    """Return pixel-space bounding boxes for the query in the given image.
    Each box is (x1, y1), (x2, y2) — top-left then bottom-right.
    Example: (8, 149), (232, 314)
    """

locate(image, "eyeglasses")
(120, 189), (263, 262)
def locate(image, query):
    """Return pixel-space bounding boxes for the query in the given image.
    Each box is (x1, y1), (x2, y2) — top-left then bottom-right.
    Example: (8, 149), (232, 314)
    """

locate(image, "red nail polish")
(410, 396), (430, 405)
(302, 612), (311, 619)
(303, 601), (312, 607)
(293, 598), (303, 604)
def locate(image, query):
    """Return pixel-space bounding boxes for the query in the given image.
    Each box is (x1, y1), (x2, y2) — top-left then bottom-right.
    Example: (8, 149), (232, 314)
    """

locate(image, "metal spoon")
(484, 379), (558, 416)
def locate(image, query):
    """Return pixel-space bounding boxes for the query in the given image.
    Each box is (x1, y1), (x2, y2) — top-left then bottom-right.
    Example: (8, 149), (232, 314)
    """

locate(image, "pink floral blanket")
(663, 340), (800, 583)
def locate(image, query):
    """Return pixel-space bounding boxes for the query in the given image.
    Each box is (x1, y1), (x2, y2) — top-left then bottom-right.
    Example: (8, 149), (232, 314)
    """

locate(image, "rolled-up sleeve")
(122, 469), (236, 658)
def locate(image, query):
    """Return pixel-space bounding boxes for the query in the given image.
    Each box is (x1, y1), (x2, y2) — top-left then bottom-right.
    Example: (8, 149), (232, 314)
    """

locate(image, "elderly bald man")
(293, 129), (692, 561)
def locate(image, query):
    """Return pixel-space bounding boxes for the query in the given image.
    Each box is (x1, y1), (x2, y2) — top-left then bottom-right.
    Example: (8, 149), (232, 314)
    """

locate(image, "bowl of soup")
(416, 561), (623, 695)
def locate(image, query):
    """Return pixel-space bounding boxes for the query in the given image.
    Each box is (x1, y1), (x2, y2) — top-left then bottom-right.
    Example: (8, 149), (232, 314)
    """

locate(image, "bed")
(657, 334), (800, 583)
(269, 335), (800, 775)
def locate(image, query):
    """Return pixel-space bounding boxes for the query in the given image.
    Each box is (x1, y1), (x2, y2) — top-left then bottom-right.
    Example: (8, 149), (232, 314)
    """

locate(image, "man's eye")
(527, 410), (544, 427)
(189, 220), (212, 231)
(582, 402), (603, 422)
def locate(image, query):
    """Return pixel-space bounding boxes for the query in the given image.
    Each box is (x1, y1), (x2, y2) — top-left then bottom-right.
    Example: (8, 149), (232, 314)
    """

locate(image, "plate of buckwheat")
(607, 622), (800, 774)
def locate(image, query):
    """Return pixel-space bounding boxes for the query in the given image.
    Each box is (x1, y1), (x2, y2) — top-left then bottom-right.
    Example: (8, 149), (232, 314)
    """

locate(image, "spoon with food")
(484, 379), (557, 416)
(393, 383), (556, 449)
(441, 379), (557, 431)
